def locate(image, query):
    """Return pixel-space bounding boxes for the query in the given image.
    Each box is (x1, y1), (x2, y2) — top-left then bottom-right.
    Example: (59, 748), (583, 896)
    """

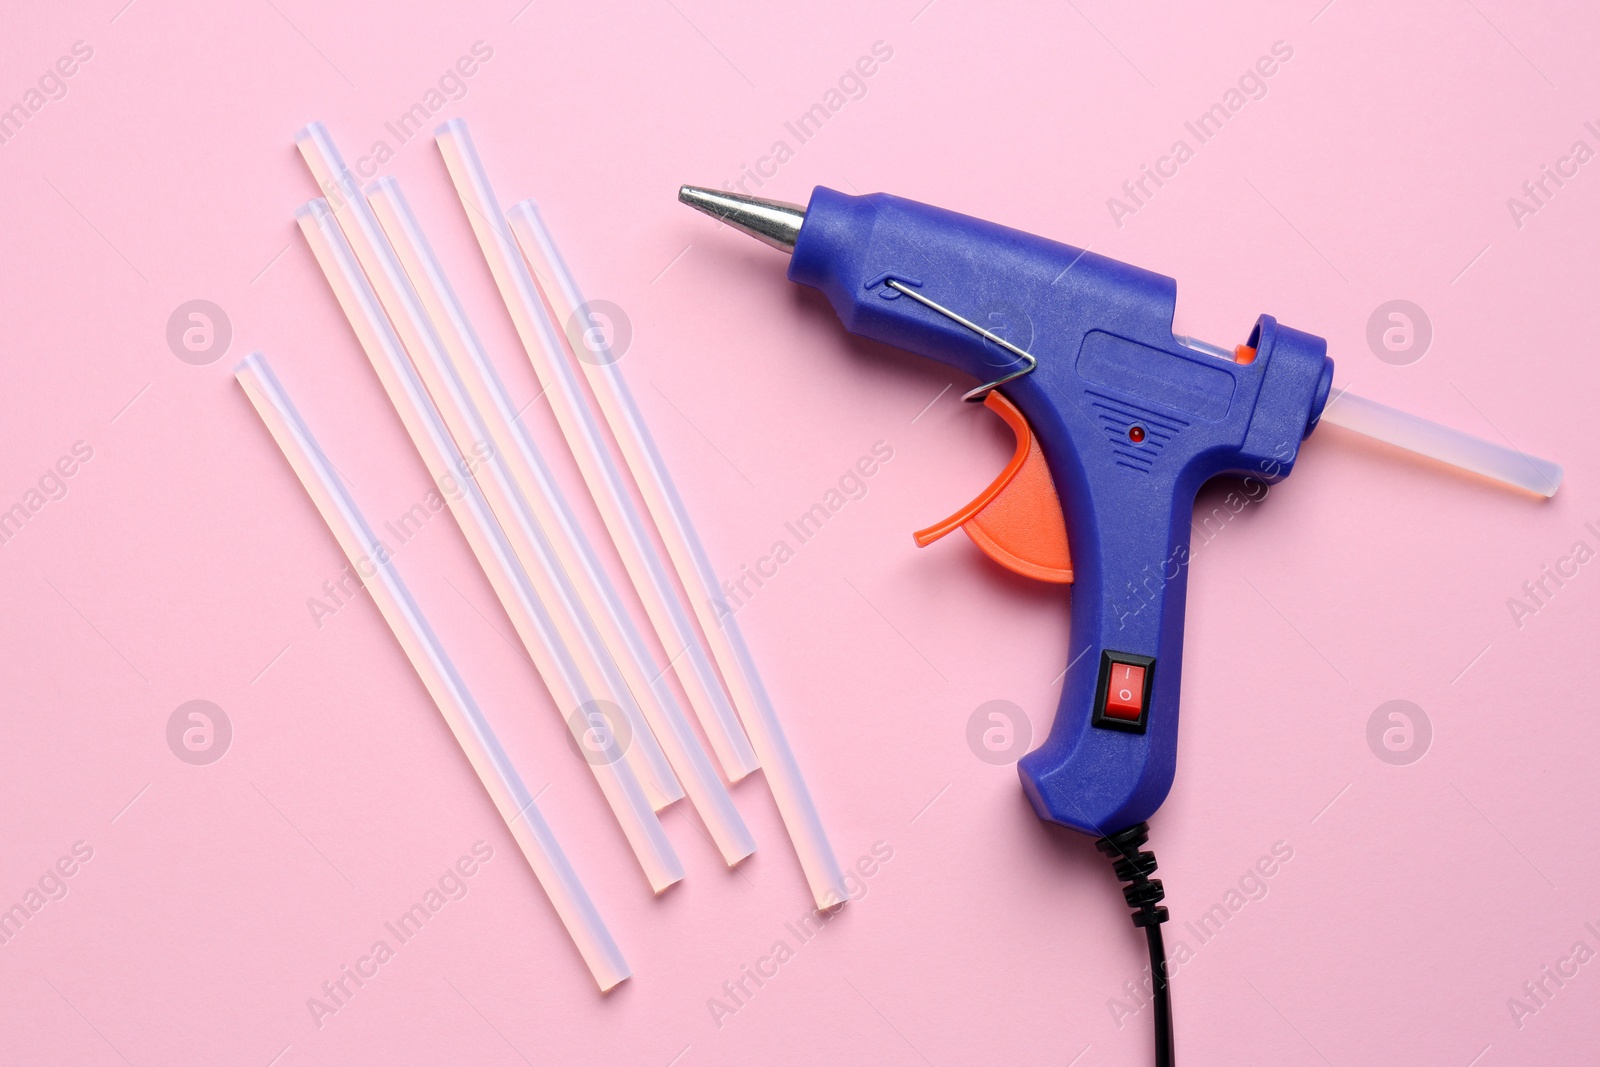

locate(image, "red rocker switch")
(1104, 663), (1147, 721)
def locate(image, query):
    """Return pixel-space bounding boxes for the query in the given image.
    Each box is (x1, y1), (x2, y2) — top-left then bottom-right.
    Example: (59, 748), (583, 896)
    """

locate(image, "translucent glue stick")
(235, 351), (630, 990)
(1321, 387), (1562, 497)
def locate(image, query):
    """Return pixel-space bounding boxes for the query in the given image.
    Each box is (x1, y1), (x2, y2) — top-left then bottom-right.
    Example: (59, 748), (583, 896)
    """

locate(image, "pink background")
(2, 0), (1597, 1063)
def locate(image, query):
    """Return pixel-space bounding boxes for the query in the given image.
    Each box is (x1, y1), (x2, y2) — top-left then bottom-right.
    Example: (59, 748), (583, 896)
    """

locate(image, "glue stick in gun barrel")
(679, 185), (1562, 837)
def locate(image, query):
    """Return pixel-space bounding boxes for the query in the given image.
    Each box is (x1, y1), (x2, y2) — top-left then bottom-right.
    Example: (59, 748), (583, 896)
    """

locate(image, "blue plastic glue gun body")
(692, 185), (1335, 837)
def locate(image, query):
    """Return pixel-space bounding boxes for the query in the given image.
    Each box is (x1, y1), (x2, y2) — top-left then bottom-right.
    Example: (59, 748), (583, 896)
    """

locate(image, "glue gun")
(679, 185), (1562, 839)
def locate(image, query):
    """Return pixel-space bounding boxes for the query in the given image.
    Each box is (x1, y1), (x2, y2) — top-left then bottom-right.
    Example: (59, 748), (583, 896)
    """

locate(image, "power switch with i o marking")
(1092, 651), (1156, 734)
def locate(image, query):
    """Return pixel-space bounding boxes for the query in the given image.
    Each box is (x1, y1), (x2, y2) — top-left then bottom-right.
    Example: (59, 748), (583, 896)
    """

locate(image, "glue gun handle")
(1017, 473), (1196, 836)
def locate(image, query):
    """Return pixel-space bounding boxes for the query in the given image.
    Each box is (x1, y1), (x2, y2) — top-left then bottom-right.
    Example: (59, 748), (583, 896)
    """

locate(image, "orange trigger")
(913, 392), (1073, 584)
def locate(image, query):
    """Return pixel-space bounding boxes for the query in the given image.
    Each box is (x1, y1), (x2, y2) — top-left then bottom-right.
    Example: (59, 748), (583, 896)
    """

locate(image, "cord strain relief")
(1096, 821), (1169, 929)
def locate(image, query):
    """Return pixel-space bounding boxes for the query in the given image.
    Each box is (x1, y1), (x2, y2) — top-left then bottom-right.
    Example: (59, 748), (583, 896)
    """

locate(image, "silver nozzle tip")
(678, 185), (805, 254)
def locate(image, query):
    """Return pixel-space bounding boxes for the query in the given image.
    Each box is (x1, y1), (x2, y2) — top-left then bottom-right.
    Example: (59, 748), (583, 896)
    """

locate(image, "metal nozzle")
(678, 186), (805, 253)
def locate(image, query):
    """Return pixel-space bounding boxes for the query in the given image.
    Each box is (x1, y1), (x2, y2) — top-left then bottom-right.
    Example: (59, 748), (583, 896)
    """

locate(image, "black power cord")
(1096, 822), (1174, 1067)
